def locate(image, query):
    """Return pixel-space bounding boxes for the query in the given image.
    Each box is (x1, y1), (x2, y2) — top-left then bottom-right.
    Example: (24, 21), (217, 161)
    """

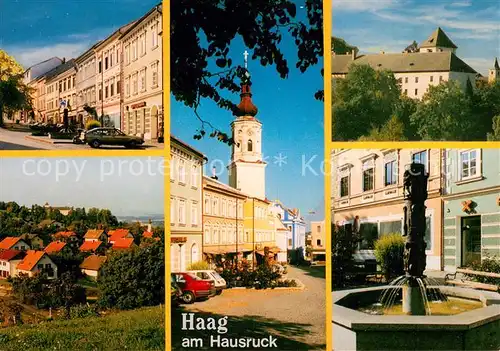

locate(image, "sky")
(332, 0), (500, 76)
(0, 0), (325, 224)
(0, 157), (164, 217)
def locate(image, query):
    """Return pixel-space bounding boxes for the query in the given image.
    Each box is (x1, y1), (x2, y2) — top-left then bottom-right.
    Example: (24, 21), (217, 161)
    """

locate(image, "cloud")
(449, 0), (472, 7)
(6, 42), (92, 67)
(332, 0), (401, 12)
(462, 57), (495, 76)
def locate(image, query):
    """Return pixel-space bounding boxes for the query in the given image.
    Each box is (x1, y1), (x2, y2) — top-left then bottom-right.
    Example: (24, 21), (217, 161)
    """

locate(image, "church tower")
(227, 54), (266, 199)
(488, 57), (499, 83)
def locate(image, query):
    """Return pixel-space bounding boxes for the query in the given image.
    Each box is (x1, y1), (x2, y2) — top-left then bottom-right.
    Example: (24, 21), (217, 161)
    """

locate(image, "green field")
(0, 305), (165, 351)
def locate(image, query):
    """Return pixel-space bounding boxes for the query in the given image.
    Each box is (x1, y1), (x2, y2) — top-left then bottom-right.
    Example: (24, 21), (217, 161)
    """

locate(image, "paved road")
(173, 266), (326, 350)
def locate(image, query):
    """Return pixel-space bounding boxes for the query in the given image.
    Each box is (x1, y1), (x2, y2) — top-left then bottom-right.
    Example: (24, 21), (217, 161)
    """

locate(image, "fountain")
(332, 163), (500, 350)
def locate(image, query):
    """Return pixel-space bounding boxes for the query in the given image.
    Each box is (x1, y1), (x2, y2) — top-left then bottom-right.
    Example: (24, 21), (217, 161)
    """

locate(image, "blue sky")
(0, 158), (164, 217)
(0, 0), (325, 224)
(333, 0), (500, 75)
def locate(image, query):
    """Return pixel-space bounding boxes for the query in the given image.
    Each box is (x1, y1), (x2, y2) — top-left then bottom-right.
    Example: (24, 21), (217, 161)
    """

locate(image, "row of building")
(16, 3), (163, 141)
(331, 148), (500, 272)
(332, 27), (500, 99)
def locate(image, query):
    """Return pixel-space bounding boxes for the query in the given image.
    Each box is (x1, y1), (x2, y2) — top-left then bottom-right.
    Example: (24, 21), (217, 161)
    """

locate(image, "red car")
(171, 272), (216, 304)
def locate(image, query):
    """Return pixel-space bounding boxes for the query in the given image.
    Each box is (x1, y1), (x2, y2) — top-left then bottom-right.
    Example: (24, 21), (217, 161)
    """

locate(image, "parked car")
(171, 272), (216, 304)
(82, 127), (144, 148)
(188, 270), (227, 295)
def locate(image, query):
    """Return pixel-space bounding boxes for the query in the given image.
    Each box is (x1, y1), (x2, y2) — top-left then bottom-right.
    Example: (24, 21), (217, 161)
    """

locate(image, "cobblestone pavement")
(174, 266), (326, 350)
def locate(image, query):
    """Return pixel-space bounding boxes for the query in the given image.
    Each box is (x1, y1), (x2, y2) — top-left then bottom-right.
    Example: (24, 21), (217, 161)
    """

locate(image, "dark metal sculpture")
(403, 163), (428, 277)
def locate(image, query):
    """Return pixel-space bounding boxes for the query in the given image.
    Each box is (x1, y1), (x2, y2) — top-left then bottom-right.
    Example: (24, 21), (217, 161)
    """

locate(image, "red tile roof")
(44, 241), (67, 254)
(109, 229), (131, 242)
(17, 250), (46, 271)
(142, 231), (154, 238)
(0, 237), (23, 250)
(79, 240), (103, 252)
(112, 238), (134, 250)
(0, 249), (24, 261)
(80, 255), (107, 271)
(84, 229), (105, 240)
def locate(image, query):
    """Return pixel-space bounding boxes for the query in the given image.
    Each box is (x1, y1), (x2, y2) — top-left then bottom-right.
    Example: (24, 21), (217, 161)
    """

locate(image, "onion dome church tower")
(227, 51), (267, 199)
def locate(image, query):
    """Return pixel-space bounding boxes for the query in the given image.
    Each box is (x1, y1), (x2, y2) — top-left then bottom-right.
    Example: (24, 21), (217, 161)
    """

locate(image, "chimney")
(211, 166), (218, 180)
(62, 57), (66, 64)
(351, 50), (356, 60)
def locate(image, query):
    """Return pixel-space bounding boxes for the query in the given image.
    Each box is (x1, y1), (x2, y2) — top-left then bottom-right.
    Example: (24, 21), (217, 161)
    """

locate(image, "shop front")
(123, 96), (163, 141)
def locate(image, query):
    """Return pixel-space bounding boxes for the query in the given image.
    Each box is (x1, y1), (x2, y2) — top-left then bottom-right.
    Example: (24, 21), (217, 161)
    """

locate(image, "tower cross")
(243, 50), (249, 69)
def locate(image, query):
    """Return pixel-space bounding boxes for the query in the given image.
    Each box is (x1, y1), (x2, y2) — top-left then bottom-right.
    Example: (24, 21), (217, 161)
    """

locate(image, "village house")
(16, 251), (58, 279)
(84, 229), (108, 243)
(19, 234), (44, 249)
(108, 229), (133, 244)
(0, 250), (25, 278)
(53, 231), (78, 243)
(79, 240), (105, 254)
(111, 238), (136, 250)
(80, 255), (107, 280)
(0, 237), (30, 251)
(44, 241), (67, 255)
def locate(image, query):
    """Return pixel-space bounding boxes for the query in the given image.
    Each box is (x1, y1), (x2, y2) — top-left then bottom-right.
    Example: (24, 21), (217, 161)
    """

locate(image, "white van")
(189, 270), (227, 295)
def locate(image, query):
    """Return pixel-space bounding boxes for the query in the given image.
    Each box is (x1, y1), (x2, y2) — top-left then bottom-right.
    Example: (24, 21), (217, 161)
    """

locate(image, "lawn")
(0, 305), (165, 351)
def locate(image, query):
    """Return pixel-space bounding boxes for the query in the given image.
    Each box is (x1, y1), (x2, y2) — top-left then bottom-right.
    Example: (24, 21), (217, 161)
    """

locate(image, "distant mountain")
(118, 214), (164, 224)
(332, 37), (358, 55)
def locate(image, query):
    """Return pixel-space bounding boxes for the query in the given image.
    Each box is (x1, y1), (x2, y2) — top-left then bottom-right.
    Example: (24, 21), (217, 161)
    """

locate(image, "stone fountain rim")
(332, 285), (500, 332)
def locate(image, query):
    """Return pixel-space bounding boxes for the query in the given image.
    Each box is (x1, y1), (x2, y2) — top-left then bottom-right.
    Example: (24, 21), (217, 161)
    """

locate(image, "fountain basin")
(332, 286), (500, 350)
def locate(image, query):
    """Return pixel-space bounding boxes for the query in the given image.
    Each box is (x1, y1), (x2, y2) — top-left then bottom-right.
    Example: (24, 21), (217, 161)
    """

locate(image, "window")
(132, 73), (138, 95)
(204, 195), (210, 214)
(380, 220), (402, 236)
(140, 68), (146, 92)
(110, 52), (113, 67)
(204, 229), (210, 244)
(460, 149), (479, 180)
(212, 230), (219, 244)
(98, 61), (102, 73)
(316, 239), (321, 246)
(412, 150), (428, 172)
(125, 77), (130, 97)
(414, 89), (418, 96)
(151, 23), (158, 48)
(170, 197), (175, 224)
(384, 160), (397, 186)
(288, 239), (292, 246)
(178, 200), (186, 225)
(425, 216), (432, 251)
(63, 80), (67, 91)
(359, 222), (378, 249)
(191, 165), (198, 187)
(222, 230), (227, 244)
(125, 45), (130, 65)
(248, 139), (253, 152)
(178, 160), (186, 183)
(98, 88), (102, 101)
(191, 203), (198, 225)
(132, 40), (137, 60)
(212, 198), (219, 216)
(105, 84), (109, 99)
(362, 161), (374, 192)
(110, 78), (115, 96)
(116, 80), (120, 94)
(340, 176), (349, 197)
(404, 77), (408, 83)
(439, 76), (443, 82)
(59, 82), (62, 92)
(105, 56), (108, 70)
(222, 201), (227, 217)
(151, 62), (158, 87)
(404, 89), (408, 95)
(415, 77), (419, 83)
(140, 33), (146, 56)
(430, 76), (434, 82)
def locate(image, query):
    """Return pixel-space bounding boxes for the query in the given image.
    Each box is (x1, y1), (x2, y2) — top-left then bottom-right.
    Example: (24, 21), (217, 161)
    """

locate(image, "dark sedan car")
(82, 127), (144, 148)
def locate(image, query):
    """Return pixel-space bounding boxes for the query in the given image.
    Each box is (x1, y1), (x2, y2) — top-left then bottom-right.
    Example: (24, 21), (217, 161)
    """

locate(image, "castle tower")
(488, 57), (499, 83)
(227, 52), (266, 199)
(418, 27), (457, 54)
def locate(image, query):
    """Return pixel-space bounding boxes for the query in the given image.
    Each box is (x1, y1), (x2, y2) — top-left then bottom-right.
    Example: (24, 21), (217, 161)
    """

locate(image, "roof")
(142, 231), (154, 238)
(0, 237), (23, 250)
(170, 135), (206, 159)
(419, 27), (457, 49)
(24, 57), (62, 73)
(112, 238), (135, 249)
(38, 219), (55, 227)
(74, 41), (102, 64)
(84, 229), (105, 239)
(95, 21), (137, 51)
(494, 58), (499, 70)
(79, 240), (103, 252)
(108, 229), (130, 241)
(0, 249), (24, 261)
(203, 176), (248, 198)
(332, 51), (476, 74)
(54, 231), (76, 238)
(80, 255), (107, 271)
(44, 241), (67, 254)
(17, 250), (46, 271)
(120, 3), (162, 39)
(45, 59), (77, 81)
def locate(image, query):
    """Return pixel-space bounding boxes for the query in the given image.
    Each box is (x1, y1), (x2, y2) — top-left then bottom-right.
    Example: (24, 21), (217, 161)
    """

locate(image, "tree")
(358, 115), (407, 141)
(332, 37), (358, 55)
(410, 81), (476, 140)
(332, 64), (401, 140)
(0, 50), (23, 80)
(171, 0), (323, 144)
(331, 223), (359, 289)
(403, 40), (419, 53)
(49, 272), (86, 318)
(487, 115), (500, 141)
(98, 242), (164, 309)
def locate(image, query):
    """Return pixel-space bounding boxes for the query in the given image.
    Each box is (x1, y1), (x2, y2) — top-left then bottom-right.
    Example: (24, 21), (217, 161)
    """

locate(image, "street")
(0, 128), (162, 150)
(172, 266), (326, 350)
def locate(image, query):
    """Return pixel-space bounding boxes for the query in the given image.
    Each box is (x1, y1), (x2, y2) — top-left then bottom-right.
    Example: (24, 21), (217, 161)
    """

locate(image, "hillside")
(0, 305), (164, 351)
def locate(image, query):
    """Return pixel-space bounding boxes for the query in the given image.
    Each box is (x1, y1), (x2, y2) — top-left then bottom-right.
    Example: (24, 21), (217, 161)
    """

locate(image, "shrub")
(254, 264), (281, 289)
(85, 120), (101, 130)
(276, 279), (298, 288)
(187, 261), (211, 271)
(374, 233), (405, 281)
(69, 303), (100, 319)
